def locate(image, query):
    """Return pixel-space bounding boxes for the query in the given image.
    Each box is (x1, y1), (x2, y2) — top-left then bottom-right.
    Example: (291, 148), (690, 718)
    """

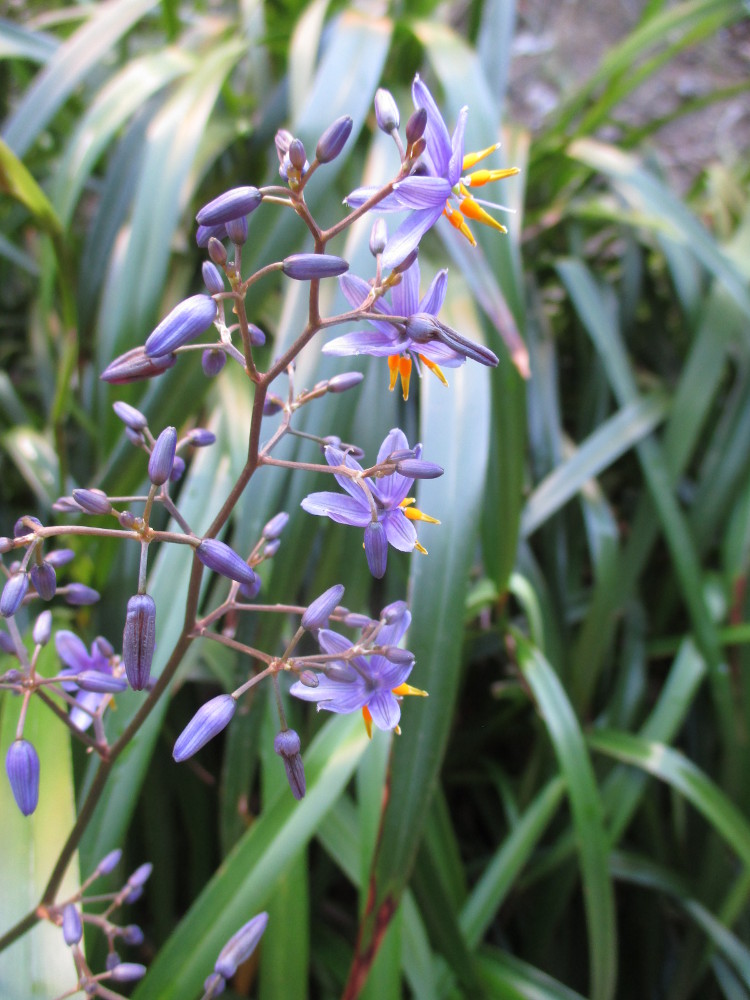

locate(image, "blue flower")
(55, 631), (122, 731)
(289, 610), (426, 735)
(346, 75), (518, 269)
(300, 429), (440, 578)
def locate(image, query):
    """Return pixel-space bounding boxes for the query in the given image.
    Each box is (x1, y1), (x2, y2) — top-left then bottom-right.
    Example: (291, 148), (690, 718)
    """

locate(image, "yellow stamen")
(461, 143), (502, 171)
(418, 354), (448, 387)
(399, 497), (416, 508)
(402, 506), (440, 525)
(443, 204), (476, 246)
(392, 683), (429, 698)
(414, 542), (428, 555)
(393, 725), (401, 735)
(362, 705), (373, 739)
(464, 166), (520, 187)
(387, 354), (399, 392)
(459, 193), (508, 234)
(398, 355), (412, 401)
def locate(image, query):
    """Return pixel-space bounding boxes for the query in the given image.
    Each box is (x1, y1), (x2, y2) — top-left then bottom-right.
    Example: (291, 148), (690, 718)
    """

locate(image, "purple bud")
(364, 522), (387, 578)
(196, 186), (262, 227)
(148, 426), (177, 486)
(30, 562), (56, 601)
(106, 952), (122, 972)
(275, 128), (293, 161)
(204, 971), (226, 996)
(119, 511), (137, 529)
(282, 254), (349, 280)
(262, 512), (289, 540)
(202, 261), (225, 295)
(316, 115), (353, 163)
(1, 573), (28, 617)
(14, 516), (41, 537)
(53, 496), (81, 513)
(263, 397), (282, 416)
(62, 904), (82, 945)
(72, 488), (113, 515)
(406, 106), (427, 144)
(65, 584), (100, 606)
(45, 548), (75, 568)
(226, 215), (248, 245)
(342, 612), (374, 629)
(173, 694), (236, 762)
(288, 138), (307, 171)
(237, 571), (262, 600)
(95, 636), (115, 658)
(380, 646), (414, 666)
(247, 323), (266, 346)
(33, 610), (52, 646)
(327, 371), (364, 394)
(187, 428), (216, 447)
(302, 584), (345, 629)
(395, 459), (444, 479)
(6, 739), (40, 816)
(0, 537), (13, 554)
(110, 963), (147, 983)
(0, 630), (16, 653)
(374, 89), (400, 133)
(77, 671), (128, 693)
(121, 924), (145, 946)
(123, 594), (156, 691)
(299, 670), (319, 687)
(202, 348), (226, 377)
(263, 539), (280, 557)
(196, 223), (228, 247)
(322, 663), (356, 682)
(393, 248), (419, 275)
(381, 600), (408, 624)
(126, 428), (145, 447)
(97, 848), (123, 875)
(128, 862), (153, 888)
(208, 236), (228, 267)
(101, 346), (177, 384)
(196, 539), (256, 587)
(113, 401), (148, 431)
(214, 912), (269, 979)
(145, 296), (217, 358)
(170, 455), (186, 482)
(370, 218), (387, 256)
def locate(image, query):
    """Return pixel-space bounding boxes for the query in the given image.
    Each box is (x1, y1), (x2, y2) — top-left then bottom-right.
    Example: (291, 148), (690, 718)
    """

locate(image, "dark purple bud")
(187, 428), (216, 447)
(215, 912), (269, 980)
(395, 459), (444, 479)
(409, 316), (499, 367)
(45, 548), (75, 568)
(65, 584), (100, 606)
(322, 663), (355, 682)
(1, 573), (28, 617)
(370, 218), (387, 256)
(113, 401), (148, 431)
(77, 671), (128, 693)
(302, 584), (345, 629)
(202, 348), (226, 377)
(262, 512), (289, 540)
(196, 223), (228, 247)
(33, 610), (52, 646)
(282, 254), (349, 280)
(62, 904), (83, 946)
(97, 848), (123, 875)
(2, 668), (23, 682)
(381, 600), (408, 624)
(119, 511), (137, 529)
(393, 248), (419, 275)
(406, 106), (427, 144)
(263, 397), (282, 416)
(316, 115), (353, 163)
(123, 594), (156, 691)
(278, 746), (306, 800)
(196, 539), (256, 586)
(121, 924), (145, 946)
(173, 694), (236, 761)
(374, 89), (400, 133)
(14, 516), (41, 537)
(148, 426), (177, 485)
(128, 862), (153, 889)
(196, 186), (262, 227)
(202, 261), (224, 295)
(237, 571), (262, 600)
(110, 963), (147, 983)
(0, 630), (16, 653)
(208, 236), (228, 267)
(95, 636), (115, 658)
(299, 670), (319, 687)
(288, 138), (307, 171)
(30, 562), (56, 601)
(6, 739), (39, 816)
(72, 488), (113, 515)
(380, 646), (414, 666)
(226, 214), (248, 245)
(170, 455), (186, 482)
(342, 612), (374, 629)
(409, 136), (427, 160)
(364, 522), (387, 578)
(204, 971), (226, 996)
(247, 323), (266, 346)
(101, 345), (177, 384)
(328, 372), (364, 394)
(145, 296), (217, 358)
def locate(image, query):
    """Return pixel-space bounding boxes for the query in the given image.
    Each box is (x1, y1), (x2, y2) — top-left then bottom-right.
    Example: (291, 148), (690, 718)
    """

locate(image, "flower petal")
(418, 268), (448, 317)
(392, 259), (421, 318)
(301, 492), (371, 526)
(367, 689), (401, 731)
(382, 207), (443, 271)
(383, 510), (417, 551)
(323, 330), (406, 358)
(376, 428), (410, 466)
(412, 75), (452, 177)
(391, 176), (451, 209)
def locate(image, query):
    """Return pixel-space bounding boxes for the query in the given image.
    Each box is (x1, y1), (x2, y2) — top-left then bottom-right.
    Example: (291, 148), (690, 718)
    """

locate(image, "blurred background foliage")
(1, 0), (750, 997)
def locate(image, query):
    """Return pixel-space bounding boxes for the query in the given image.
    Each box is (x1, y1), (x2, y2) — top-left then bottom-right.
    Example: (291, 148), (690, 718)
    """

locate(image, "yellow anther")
(362, 705), (373, 739)
(461, 143), (502, 171)
(392, 683), (429, 698)
(394, 725), (402, 735)
(387, 354), (400, 392)
(414, 542), (428, 555)
(399, 497), (416, 508)
(443, 204), (476, 246)
(398, 355), (412, 401)
(402, 506), (440, 525)
(464, 166), (520, 187)
(418, 354), (448, 387)
(460, 194), (508, 234)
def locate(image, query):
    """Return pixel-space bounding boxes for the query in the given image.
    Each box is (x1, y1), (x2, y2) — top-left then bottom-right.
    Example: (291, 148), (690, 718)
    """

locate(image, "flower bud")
(72, 488), (113, 515)
(381, 600), (408, 624)
(282, 254), (349, 280)
(406, 106), (427, 144)
(342, 612), (374, 629)
(204, 971), (226, 996)
(392, 248), (419, 275)
(145, 295), (218, 359)
(0, 537), (13, 554)
(247, 323), (266, 346)
(187, 428), (216, 447)
(196, 186), (262, 227)
(395, 459), (444, 479)
(263, 397), (282, 416)
(45, 548), (75, 568)
(95, 636), (115, 658)
(62, 904), (83, 946)
(263, 539), (280, 557)
(237, 571), (262, 600)
(328, 372), (364, 394)
(148, 427), (177, 486)
(202, 261), (225, 295)
(380, 646), (414, 666)
(121, 924), (145, 946)
(101, 346), (177, 384)
(316, 115), (353, 163)
(77, 671), (128, 693)
(128, 862), (153, 888)
(14, 516), (41, 537)
(196, 223), (228, 247)
(364, 522), (387, 578)
(170, 455), (186, 482)
(202, 348), (226, 377)
(208, 236), (228, 267)
(277, 741), (306, 799)
(110, 963), (147, 983)
(196, 539), (257, 587)
(122, 594), (156, 690)
(6, 739), (40, 816)
(214, 912), (269, 980)
(302, 584), (345, 630)
(262, 512), (289, 540)
(226, 215), (248, 245)
(106, 952), (122, 972)
(113, 401), (148, 431)
(1, 573), (28, 618)
(32, 611), (52, 648)
(96, 848), (123, 875)
(173, 694), (236, 762)
(119, 511), (137, 529)
(0, 629), (16, 653)
(65, 584), (100, 606)
(369, 218), (387, 256)
(275, 128), (293, 161)
(126, 428), (145, 447)
(374, 88), (400, 133)
(299, 670), (319, 687)
(288, 138), (307, 171)
(30, 562), (56, 601)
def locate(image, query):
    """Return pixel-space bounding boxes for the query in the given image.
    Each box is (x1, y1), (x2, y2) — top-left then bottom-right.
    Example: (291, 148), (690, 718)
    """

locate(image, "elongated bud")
(0, 630), (16, 653)
(15, 516), (41, 536)
(170, 455), (186, 482)
(72, 488), (113, 515)
(370, 218), (387, 256)
(208, 236), (228, 267)
(33, 610), (52, 645)
(204, 971), (226, 996)
(96, 848), (123, 875)
(263, 538), (280, 557)
(328, 372), (364, 394)
(77, 671), (128, 693)
(275, 128), (293, 161)
(237, 571), (262, 600)
(95, 636), (115, 658)
(226, 215), (248, 245)
(196, 539), (257, 586)
(282, 254), (349, 280)
(196, 222), (228, 247)
(45, 548), (75, 568)
(395, 459), (444, 479)
(263, 397), (282, 416)
(187, 428), (216, 447)
(65, 584), (100, 606)
(381, 600), (408, 624)
(6, 739), (40, 816)
(101, 345), (177, 384)
(1, 573), (28, 618)
(316, 115), (353, 163)
(145, 295), (217, 358)
(288, 138), (307, 171)
(123, 594), (156, 690)
(406, 106), (427, 144)
(0, 537), (13, 553)
(202, 348), (226, 377)
(110, 963), (147, 983)
(374, 88), (400, 133)
(202, 261), (225, 294)
(128, 862), (153, 888)
(364, 522), (387, 578)
(62, 904), (83, 946)
(113, 401), (148, 431)
(342, 612), (374, 629)
(196, 186), (262, 226)
(273, 729), (306, 798)
(299, 670), (319, 687)
(392, 248), (419, 275)
(121, 924), (145, 946)
(247, 323), (266, 346)
(302, 584), (345, 630)
(173, 694), (236, 761)
(30, 562), (56, 601)
(262, 512), (289, 540)
(215, 912), (269, 980)
(148, 427), (177, 485)
(380, 646), (415, 666)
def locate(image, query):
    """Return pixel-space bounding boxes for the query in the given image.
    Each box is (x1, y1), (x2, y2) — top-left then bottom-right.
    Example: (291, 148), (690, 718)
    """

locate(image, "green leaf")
(0, 139), (61, 235)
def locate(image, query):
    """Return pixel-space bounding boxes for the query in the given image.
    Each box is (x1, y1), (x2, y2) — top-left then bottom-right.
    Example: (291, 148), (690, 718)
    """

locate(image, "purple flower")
(196, 186), (262, 227)
(282, 254), (349, 280)
(122, 594), (156, 690)
(300, 428), (439, 578)
(144, 295), (218, 358)
(289, 610), (426, 735)
(6, 739), (40, 816)
(214, 912), (269, 980)
(56, 630), (119, 731)
(173, 694), (236, 761)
